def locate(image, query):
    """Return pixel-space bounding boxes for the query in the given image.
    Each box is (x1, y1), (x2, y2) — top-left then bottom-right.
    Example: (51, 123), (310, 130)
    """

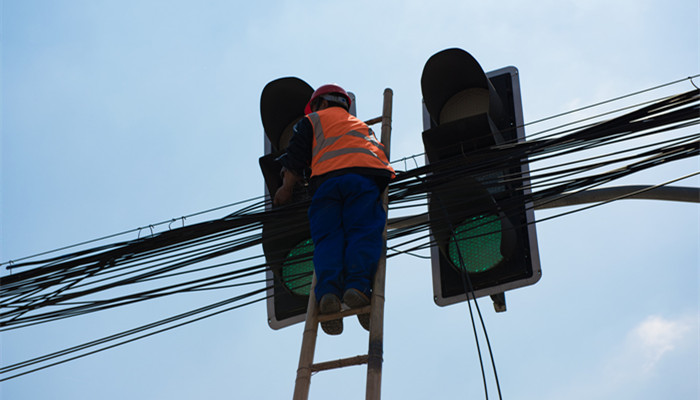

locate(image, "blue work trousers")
(308, 174), (386, 301)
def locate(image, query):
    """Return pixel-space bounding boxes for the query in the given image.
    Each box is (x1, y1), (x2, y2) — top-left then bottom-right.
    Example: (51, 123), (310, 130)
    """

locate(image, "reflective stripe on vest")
(308, 108), (394, 178)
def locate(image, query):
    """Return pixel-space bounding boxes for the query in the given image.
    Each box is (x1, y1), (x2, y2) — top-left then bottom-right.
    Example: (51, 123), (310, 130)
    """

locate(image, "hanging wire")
(0, 77), (697, 382)
(1, 196), (267, 269)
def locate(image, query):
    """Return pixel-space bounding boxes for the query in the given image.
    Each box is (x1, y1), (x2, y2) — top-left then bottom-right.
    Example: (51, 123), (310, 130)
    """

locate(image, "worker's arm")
(274, 117), (312, 206)
(273, 168), (302, 206)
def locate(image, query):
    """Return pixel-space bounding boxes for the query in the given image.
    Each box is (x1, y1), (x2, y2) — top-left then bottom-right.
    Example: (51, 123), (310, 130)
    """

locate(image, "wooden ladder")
(292, 88), (393, 400)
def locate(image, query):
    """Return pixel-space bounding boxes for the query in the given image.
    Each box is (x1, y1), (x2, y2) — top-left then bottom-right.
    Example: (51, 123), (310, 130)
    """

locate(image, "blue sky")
(1, 1), (698, 399)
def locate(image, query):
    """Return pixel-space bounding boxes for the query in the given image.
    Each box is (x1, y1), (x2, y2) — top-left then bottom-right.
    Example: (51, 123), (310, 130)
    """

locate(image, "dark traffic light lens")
(448, 214), (503, 273)
(281, 238), (314, 296)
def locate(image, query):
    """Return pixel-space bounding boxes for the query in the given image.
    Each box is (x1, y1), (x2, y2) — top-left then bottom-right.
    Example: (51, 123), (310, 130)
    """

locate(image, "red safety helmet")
(304, 84), (352, 114)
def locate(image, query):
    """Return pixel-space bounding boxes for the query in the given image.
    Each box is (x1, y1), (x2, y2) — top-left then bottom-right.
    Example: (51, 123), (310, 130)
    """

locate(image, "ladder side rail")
(366, 88), (393, 400)
(293, 274), (319, 400)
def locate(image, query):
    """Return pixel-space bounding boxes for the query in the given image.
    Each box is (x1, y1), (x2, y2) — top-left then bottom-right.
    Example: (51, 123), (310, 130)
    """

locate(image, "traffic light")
(421, 48), (541, 309)
(259, 77), (315, 329)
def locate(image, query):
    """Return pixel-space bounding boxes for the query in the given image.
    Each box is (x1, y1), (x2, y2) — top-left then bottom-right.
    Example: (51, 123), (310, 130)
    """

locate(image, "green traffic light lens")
(448, 214), (503, 273)
(282, 238), (314, 296)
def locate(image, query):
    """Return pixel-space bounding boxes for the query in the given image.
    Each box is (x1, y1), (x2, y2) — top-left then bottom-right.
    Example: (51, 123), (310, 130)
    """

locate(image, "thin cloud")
(542, 312), (698, 400)
(628, 314), (695, 373)
(599, 312), (698, 395)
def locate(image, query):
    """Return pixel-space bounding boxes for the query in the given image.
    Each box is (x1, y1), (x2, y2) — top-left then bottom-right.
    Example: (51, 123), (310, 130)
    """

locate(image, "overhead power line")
(1, 79), (698, 381)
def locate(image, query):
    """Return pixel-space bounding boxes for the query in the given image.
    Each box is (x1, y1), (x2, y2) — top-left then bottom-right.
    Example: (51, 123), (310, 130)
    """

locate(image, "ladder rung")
(316, 305), (371, 322)
(364, 116), (382, 125)
(311, 355), (369, 372)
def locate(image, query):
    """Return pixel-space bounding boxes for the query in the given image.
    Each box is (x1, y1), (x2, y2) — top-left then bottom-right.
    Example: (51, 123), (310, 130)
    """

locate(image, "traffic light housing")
(259, 77), (315, 329)
(421, 48), (541, 308)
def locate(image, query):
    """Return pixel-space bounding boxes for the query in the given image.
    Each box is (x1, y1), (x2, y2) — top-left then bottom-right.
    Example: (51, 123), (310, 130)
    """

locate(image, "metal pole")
(532, 185), (700, 209)
(386, 185), (700, 230)
(366, 88), (393, 400)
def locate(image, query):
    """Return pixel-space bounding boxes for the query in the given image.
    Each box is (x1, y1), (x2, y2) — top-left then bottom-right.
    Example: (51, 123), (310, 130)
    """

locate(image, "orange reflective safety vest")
(307, 107), (395, 179)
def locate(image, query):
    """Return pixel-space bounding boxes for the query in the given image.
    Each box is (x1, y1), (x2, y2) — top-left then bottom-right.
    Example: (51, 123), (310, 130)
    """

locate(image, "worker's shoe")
(318, 293), (343, 335)
(343, 288), (370, 331)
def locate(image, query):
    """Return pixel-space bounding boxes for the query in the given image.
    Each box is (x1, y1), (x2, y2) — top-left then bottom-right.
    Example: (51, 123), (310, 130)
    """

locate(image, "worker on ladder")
(274, 84), (395, 335)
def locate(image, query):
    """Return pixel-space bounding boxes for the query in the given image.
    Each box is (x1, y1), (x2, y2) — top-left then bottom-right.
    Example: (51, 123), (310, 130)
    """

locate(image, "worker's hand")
(273, 185), (294, 206)
(274, 168), (302, 206)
